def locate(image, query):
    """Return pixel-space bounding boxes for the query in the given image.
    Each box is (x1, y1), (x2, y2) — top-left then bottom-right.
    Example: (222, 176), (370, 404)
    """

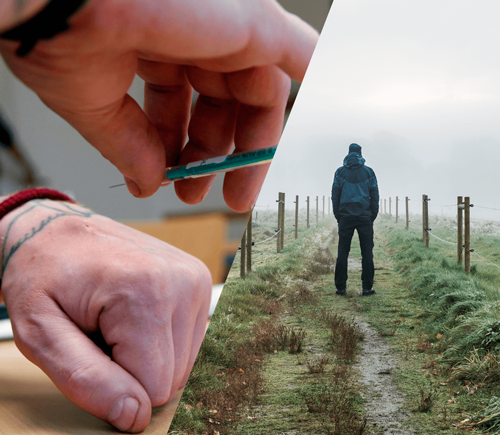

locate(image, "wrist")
(0, 191), (82, 285)
(0, 0), (50, 33)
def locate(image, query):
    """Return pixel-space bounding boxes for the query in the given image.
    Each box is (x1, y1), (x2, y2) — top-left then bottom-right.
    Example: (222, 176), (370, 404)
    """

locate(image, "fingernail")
(108, 396), (140, 432)
(160, 180), (172, 187)
(124, 178), (141, 197)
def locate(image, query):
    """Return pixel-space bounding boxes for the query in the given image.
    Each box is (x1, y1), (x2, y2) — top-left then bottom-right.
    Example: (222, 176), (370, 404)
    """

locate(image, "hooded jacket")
(331, 152), (379, 221)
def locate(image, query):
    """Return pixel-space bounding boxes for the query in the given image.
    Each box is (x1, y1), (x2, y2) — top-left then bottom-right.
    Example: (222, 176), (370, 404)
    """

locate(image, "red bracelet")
(0, 188), (76, 222)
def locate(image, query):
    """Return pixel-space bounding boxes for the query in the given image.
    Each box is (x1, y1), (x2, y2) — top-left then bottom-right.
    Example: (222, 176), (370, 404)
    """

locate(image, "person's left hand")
(0, 198), (212, 432)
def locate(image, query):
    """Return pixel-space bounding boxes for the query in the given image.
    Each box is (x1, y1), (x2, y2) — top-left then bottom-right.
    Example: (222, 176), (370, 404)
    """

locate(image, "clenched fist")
(0, 198), (212, 432)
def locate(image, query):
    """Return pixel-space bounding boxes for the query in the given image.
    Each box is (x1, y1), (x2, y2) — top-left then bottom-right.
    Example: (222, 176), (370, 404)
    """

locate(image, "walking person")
(331, 143), (379, 296)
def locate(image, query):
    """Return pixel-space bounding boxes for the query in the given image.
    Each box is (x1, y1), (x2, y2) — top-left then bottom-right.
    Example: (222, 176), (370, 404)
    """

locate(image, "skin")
(0, 0), (319, 211)
(0, 198), (212, 432)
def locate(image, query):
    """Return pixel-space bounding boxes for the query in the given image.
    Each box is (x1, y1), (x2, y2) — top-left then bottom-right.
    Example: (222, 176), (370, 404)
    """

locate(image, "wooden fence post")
(306, 196), (310, 229)
(240, 229), (246, 278)
(322, 195), (325, 219)
(316, 196), (319, 224)
(422, 195), (426, 243)
(281, 192), (286, 251)
(295, 195), (299, 239)
(457, 196), (463, 265)
(389, 197), (392, 216)
(405, 197), (409, 230)
(384, 199), (387, 214)
(277, 193), (282, 253)
(246, 210), (252, 273)
(395, 196), (399, 223)
(423, 194), (429, 248)
(464, 196), (470, 275)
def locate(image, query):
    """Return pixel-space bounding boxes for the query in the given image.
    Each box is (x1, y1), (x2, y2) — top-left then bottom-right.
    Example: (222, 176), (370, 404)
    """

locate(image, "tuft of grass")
(300, 366), (367, 435)
(418, 387), (435, 413)
(451, 348), (500, 384)
(306, 355), (330, 374)
(316, 309), (364, 362)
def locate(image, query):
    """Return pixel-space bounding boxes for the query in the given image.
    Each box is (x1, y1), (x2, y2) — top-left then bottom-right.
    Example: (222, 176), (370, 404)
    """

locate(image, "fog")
(258, 0), (500, 222)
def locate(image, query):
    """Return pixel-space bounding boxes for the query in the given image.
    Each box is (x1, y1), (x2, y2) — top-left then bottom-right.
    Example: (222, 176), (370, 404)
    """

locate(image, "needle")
(109, 145), (278, 188)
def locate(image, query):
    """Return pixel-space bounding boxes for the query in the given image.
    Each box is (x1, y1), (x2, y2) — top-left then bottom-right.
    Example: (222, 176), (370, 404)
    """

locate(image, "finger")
(47, 93), (167, 198)
(0, 47), (167, 199)
(276, 11), (320, 82)
(132, 0), (319, 83)
(11, 301), (152, 433)
(138, 60), (192, 185)
(178, 299), (212, 389)
(97, 253), (212, 407)
(223, 66), (290, 211)
(180, 2), (319, 83)
(168, 302), (205, 401)
(174, 68), (239, 204)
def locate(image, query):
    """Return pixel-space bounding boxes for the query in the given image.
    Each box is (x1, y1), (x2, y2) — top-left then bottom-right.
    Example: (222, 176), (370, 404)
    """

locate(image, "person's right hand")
(0, 198), (212, 432)
(0, 0), (319, 211)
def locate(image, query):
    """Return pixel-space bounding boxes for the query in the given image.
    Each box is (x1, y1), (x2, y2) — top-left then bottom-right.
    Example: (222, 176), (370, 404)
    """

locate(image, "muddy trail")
(323, 232), (415, 433)
(349, 259), (415, 435)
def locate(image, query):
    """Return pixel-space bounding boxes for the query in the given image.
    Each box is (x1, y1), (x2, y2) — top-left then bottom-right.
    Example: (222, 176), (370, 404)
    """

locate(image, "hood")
(343, 152), (365, 169)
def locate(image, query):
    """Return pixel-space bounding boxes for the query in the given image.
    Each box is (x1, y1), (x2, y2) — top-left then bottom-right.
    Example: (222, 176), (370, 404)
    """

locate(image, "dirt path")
(317, 230), (416, 433)
(348, 258), (416, 435)
(354, 319), (415, 434)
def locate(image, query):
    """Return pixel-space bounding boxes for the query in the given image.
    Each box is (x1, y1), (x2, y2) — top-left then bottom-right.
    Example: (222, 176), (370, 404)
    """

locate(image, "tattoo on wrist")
(1, 200), (94, 276)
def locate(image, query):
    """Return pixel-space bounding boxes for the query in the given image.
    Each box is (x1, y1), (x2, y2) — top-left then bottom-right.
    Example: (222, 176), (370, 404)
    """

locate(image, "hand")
(0, 199), (212, 432)
(0, 0), (319, 211)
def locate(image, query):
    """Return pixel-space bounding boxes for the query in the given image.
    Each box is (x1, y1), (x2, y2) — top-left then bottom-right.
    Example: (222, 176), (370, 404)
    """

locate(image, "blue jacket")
(331, 152), (379, 221)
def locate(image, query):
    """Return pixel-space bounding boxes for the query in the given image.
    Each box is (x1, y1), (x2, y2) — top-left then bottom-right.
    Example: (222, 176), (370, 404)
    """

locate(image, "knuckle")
(180, 257), (213, 305)
(63, 363), (99, 402)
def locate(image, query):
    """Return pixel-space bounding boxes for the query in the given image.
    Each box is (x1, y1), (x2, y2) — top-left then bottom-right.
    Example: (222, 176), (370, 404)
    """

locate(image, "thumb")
(48, 94), (166, 198)
(12, 306), (152, 433)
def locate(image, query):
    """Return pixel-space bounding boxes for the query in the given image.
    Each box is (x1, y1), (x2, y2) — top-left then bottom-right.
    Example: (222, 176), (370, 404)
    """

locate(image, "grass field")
(169, 210), (500, 435)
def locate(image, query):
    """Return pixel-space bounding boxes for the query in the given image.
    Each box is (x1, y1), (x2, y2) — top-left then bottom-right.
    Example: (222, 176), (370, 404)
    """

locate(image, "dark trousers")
(335, 216), (374, 291)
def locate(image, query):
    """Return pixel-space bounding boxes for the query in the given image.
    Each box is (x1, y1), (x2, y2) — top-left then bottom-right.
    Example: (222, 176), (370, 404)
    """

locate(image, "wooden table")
(0, 340), (182, 435)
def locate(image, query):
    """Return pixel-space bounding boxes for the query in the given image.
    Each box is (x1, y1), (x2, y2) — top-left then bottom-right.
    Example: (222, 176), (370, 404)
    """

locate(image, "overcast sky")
(258, 0), (500, 221)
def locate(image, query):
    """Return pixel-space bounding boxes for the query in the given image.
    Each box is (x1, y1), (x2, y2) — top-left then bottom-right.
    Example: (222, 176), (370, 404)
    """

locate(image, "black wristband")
(0, 0), (88, 57)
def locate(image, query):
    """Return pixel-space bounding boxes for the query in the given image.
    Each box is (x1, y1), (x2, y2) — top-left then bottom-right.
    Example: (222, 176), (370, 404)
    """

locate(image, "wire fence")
(393, 194), (500, 273)
(239, 193), (333, 276)
(242, 193), (500, 277)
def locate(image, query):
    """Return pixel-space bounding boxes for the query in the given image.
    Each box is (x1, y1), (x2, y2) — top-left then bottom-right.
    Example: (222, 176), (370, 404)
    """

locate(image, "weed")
(288, 282), (318, 306)
(273, 324), (290, 351)
(473, 396), (500, 434)
(252, 321), (307, 355)
(451, 348), (500, 384)
(317, 310), (363, 361)
(193, 341), (266, 434)
(252, 320), (278, 353)
(288, 327), (307, 354)
(306, 355), (330, 374)
(300, 366), (367, 435)
(418, 387), (435, 413)
(307, 248), (335, 275)
(416, 338), (431, 352)
(379, 322), (398, 337)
